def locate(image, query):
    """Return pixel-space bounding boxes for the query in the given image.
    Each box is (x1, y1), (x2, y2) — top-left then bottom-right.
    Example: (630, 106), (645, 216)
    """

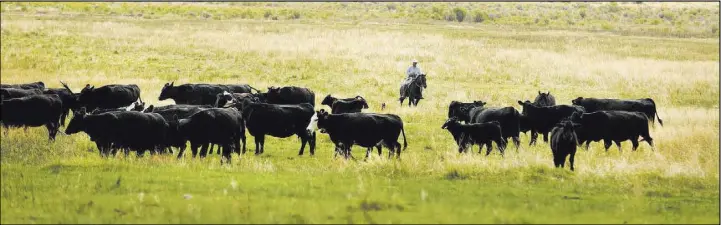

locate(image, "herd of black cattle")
(1, 81), (663, 170)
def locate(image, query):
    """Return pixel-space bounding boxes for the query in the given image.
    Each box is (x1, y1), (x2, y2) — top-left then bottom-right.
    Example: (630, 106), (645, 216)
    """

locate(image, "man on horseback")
(401, 59), (423, 100)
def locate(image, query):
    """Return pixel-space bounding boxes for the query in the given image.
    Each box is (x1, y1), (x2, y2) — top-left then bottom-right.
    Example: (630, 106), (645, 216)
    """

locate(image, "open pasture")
(1, 2), (719, 224)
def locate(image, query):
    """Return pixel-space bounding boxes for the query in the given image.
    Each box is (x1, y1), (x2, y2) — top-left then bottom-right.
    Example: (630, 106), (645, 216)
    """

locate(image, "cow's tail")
(401, 125), (408, 151)
(248, 85), (262, 94)
(646, 98), (663, 126)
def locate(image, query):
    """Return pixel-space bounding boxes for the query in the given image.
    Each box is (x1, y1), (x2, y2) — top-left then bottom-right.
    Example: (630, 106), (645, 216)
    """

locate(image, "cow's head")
(307, 109), (331, 134)
(77, 84), (95, 103)
(65, 107), (88, 135)
(448, 100), (485, 122)
(356, 96), (369, 109)
(215, 91), (235, 108)
(517, 100), (534, 114)
(158, 82), (178, 101)
(321, 94), (335, 106)
(143, 105), (155, 113)
(571, 97), (583, 106)
(441, 117), (461, 130)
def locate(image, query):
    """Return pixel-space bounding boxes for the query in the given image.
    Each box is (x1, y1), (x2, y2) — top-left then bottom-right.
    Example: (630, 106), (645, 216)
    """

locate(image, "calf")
(1, 81), (45, 90)
(176, 108), (245, 164)
(1, 94), (63, 140)
(517, 100), (585, 145)
(321, 95), (369, 114)
(468, 102), (522, 149)
(571, 97), (663, 126)
(307, 110), (407, 159)
(550, 120), (579, 171)
(441, 117), (506, 156)
(570, 111), (654, 152)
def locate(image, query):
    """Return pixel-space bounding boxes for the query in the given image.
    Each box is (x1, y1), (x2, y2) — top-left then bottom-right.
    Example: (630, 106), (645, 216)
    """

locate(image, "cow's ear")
(538, 91), (541, 95)
(170, 81), (174, 86)
(547, 91), (551, 95)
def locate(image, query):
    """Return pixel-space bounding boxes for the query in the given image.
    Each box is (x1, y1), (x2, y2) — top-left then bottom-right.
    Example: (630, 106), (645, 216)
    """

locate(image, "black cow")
(447, 100), (485, 122)
(321, 95), (369, 114)
(241, 102), (316, 156)
(517, 100), (585, 146)
(307, 110), (407, 159)
(43, 81), (80, 127)
(144, 104), (213, 154)
(65, 108), (168, 157)
(1, 94), (63, 140)
(76, 84), (141, 111)
(176, 108), (245, 164)
(570, 111), (654, 152)
(441, 117), (506, 156)
(159, 82), (260, 106)
(468, 102), (522, 149)
(214, 92), (263, 108)
(550, 120), (579, 171)
(1, 88), (42, 100)
(1, 81), (45, 90)
(533, 91), (556, 107)
(264, 86), (316, 106)
(571, 97), (663, 126)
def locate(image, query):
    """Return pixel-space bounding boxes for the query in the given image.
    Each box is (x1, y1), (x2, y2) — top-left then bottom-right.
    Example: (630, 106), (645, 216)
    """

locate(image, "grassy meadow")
(1, 2), (719, 224)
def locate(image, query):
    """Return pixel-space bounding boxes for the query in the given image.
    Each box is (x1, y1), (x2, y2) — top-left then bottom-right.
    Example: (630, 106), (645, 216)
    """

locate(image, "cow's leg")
(495, 138), (506, 157)
(512, 136), (520, 149)
(297, 135), (308, 156)
(631, 139), (640, 151)
(199, 144), (209, 158)
(485, 142), (493, 156)
(614, 141), (622, 152)
(530, 131), (538, 146)
(190, 143), (200, 158)
(257, 135), (266, 154)
(310, 132), (316, 156)
(221, 143), (232, 165)
(23, 126), (28, 133)
(569, 151), (576, 171)
(176, 144), (187, 159)
(376, 144), (382, 156)
(542, 132), (549, 143)
(365, 147), (372, 160)
(603, 139), (612, 152)
(585, 140), (591, 151)
(240, 132), (247, 155)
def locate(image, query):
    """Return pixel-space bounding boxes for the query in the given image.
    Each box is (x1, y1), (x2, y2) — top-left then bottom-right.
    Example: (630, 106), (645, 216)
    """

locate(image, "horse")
(399, 74), (427, 107)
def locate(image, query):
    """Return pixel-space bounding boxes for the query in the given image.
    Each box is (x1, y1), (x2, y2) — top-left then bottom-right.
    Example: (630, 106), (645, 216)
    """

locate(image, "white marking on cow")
(306, 112), (318, 133)
(124, 102), (136, 111)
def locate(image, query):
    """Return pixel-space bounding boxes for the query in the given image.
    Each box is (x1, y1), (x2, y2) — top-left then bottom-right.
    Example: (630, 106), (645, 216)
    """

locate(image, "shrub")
(453, 7), (467, 22)
(472, 10), (489, 23)
(263, 10), (272, 19)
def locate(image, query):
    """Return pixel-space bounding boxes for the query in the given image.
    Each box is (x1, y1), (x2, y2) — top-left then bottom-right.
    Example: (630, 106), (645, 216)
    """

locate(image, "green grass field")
(1, 2), (719, 224)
